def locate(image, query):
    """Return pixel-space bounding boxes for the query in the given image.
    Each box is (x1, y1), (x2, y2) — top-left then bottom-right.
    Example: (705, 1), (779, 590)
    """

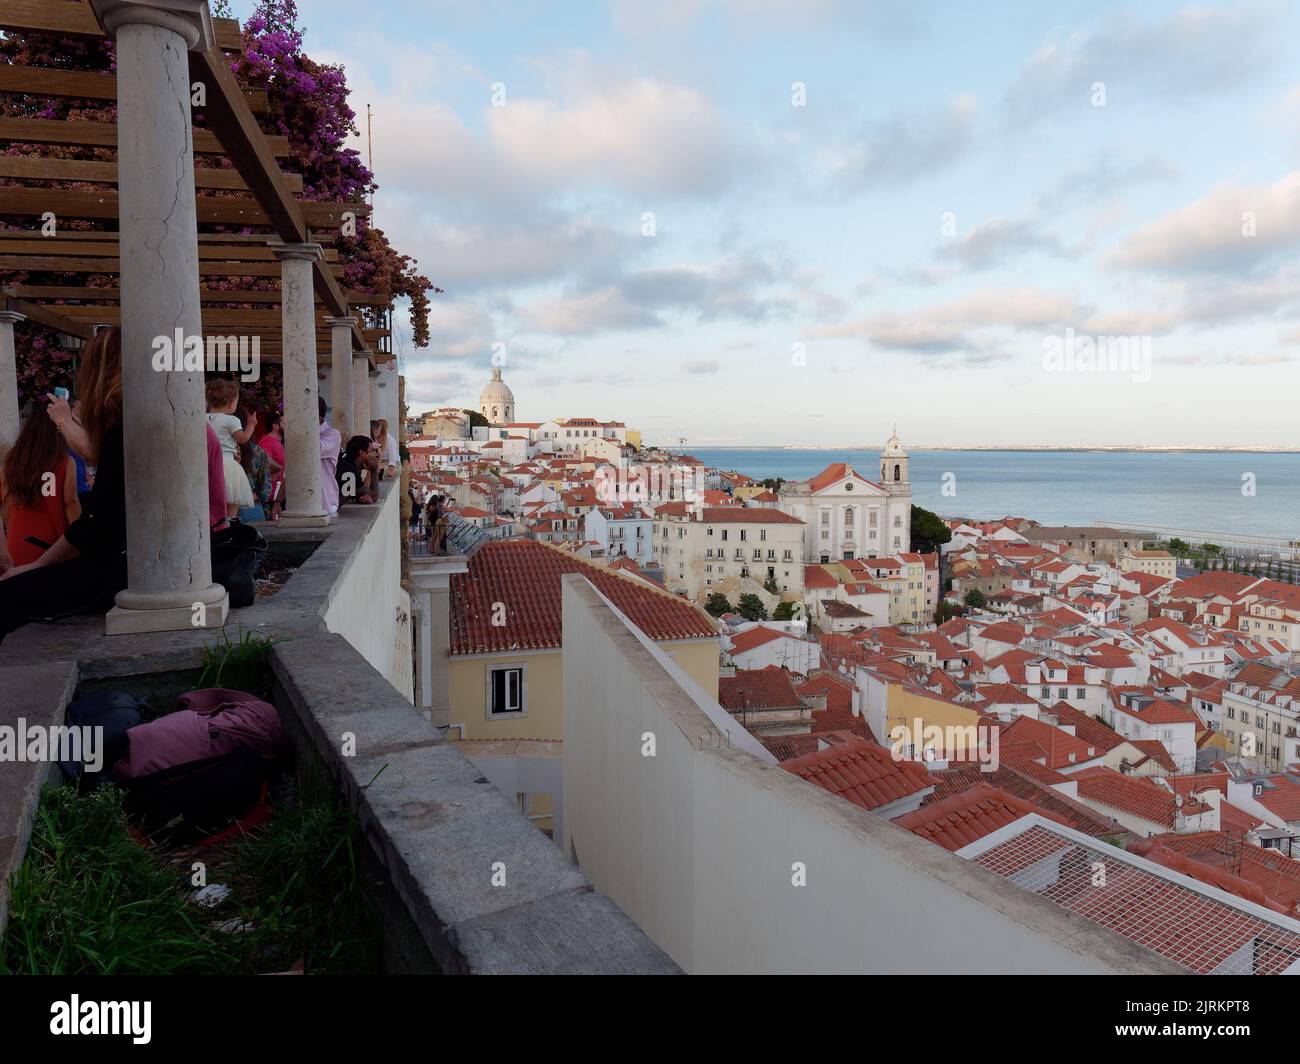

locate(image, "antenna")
(366, 103), (375, 216)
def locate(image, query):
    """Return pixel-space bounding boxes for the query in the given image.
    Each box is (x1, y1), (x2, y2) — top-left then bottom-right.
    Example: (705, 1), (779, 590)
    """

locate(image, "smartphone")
(53, 387), (69, 400)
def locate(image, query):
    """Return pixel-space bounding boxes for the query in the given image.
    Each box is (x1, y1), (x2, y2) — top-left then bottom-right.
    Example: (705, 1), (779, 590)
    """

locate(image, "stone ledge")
(0, 481), (396, 679)
(270, 632), (679, 974)
(0, 659), (79, 938)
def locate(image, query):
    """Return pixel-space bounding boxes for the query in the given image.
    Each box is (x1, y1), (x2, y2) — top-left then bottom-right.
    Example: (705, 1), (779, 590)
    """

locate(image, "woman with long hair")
(371, 418), (400, 478)
(0, 326), (129, 641)
(0, 406), (81, 567)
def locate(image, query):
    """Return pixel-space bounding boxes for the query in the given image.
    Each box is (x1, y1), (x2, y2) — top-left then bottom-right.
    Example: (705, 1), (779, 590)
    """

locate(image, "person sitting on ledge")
(0, 399), (82, 569)
(0, 327), (126, 643)
(337, 435), (377, 505)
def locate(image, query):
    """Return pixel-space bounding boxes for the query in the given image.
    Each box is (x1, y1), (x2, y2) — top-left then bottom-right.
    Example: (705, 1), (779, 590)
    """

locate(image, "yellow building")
(1119, 549), (1177, 580)
(448, 539), (719, 742)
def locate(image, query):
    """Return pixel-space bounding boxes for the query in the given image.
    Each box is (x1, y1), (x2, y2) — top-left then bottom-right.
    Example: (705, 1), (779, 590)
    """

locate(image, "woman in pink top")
(318, 397), (342, 515)
(258, 409), (286, 520)
(206, 423), (227, 531)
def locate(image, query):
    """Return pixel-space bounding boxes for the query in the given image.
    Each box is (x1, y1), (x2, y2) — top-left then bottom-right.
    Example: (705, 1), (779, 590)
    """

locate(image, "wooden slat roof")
(0, 0), (386, 363)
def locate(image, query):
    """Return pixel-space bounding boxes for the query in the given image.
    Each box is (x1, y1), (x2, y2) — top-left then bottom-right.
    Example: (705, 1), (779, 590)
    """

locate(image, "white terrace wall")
(322, 483), (411, 700)
(561, 575), (1179, 975)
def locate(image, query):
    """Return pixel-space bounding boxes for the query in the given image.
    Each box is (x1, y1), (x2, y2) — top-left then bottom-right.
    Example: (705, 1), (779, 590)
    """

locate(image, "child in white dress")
(205, 378), (255, 519)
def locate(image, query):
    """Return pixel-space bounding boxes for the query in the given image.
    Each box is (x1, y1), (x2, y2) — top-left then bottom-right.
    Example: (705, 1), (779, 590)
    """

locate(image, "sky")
(235, 0), (1300, 448)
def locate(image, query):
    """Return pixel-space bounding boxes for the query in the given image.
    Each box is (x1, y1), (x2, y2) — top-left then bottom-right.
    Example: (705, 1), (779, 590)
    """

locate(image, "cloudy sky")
(248, 0), (1300, 447)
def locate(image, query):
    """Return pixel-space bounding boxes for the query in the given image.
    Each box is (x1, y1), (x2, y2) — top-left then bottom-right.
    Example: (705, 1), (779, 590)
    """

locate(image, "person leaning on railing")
(0, 327), (128, 643)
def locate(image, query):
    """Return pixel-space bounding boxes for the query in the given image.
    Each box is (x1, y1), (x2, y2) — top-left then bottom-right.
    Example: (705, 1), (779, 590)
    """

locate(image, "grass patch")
(2, 774), (380, 975)
(197, 628), (280, 698)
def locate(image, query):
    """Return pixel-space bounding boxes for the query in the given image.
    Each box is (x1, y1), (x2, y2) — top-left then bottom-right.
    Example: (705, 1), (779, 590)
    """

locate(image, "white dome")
(480, 366), (514, 408)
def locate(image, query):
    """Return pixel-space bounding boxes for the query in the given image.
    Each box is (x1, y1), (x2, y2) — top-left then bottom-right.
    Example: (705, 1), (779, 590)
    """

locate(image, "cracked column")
(92, 0), (227, 635)
(324, 316), (355, 443)
(270, 241), (330, 527)
(0, 311), (25, 455)
(353, 351), (372, 438)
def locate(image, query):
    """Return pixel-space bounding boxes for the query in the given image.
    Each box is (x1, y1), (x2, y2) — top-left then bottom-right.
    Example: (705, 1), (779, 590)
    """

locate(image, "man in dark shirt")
(337, 435), (377, 505)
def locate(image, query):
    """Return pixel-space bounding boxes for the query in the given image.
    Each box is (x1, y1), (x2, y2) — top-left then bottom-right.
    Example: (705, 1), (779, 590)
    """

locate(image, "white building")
(779, 434), (912, 563)
(584, 504), (654, 566)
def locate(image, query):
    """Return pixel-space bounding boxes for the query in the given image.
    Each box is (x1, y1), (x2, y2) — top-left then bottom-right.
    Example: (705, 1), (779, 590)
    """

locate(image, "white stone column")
(0, 311), (25, 455)
(325, 316), (355, 443)
(353, 353), (372, 437)
(270, 241), (329, 527)
(94, 0), (227, 635)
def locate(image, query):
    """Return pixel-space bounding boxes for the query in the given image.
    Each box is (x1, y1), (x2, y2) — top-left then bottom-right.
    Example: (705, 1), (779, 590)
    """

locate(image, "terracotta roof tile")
(782, 737), (936, 812)
(450, 539), (715, 655)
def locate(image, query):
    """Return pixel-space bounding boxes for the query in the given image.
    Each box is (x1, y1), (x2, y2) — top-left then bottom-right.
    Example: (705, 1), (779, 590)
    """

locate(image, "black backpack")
(211, 522), (268, 608)
(58, 690), (147, 791)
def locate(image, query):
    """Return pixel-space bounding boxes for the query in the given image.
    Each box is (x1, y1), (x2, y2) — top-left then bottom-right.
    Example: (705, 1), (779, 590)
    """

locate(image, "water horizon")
(683, 447), (1300, 543)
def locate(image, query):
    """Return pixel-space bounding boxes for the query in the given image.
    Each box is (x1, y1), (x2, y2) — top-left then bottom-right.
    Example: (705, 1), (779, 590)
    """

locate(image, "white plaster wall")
(562, 576), (1158, 975)
(323, 485), (409, 698)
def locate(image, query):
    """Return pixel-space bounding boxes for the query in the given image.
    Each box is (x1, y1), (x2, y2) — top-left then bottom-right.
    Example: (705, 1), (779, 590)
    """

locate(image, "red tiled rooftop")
(893, 782), (1072, 852)
(782, 737), (936, 812)
(719, 667), (803, 712)
(450, 539), (715, 655)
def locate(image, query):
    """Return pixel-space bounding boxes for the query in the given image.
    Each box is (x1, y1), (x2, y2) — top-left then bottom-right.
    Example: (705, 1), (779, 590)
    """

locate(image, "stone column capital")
(267, 240), (325, 263)
(89, 0), (216, 50)
(323, 315), (358, 328)
(0, 311), (26, 327)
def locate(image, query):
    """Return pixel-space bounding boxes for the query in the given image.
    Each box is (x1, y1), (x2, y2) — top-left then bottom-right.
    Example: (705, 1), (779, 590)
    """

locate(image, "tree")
(704, 593), (733, 618)
(464, 409), (489, 429)
(963, 589), (988, 610)
(773, 601), (798, 621)
(762, 576), (779, 595)
(934, 601), (960, 625)
(760, 477), (785, 492)
(1168, 538), (1190, 555)
(737, 593), (768, 622)
(910, 505), (952, 555)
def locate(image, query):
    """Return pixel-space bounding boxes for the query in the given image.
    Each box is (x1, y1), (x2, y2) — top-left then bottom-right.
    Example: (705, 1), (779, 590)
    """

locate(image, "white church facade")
(777, 434), (912, 562)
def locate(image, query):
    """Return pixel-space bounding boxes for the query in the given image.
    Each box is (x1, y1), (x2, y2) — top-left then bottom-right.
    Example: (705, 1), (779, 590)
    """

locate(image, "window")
(784, 550), (793, 562)
(488, 666), (526, 717)
(760, 528), (768, 541)
(1041, 687), (1051, 698)
(1076, 688), (1086, 699)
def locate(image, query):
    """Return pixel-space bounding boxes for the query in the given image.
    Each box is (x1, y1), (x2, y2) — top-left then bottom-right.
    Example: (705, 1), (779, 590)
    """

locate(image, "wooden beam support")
(0, 63), (268, 112)
(0, 117), (289, 156)
(0, 187), (368, 228)
(0, 156), (304, 193)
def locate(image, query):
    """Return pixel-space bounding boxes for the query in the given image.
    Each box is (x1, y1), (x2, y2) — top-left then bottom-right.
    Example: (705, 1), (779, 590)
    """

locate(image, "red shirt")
(5, 454), (71, 566)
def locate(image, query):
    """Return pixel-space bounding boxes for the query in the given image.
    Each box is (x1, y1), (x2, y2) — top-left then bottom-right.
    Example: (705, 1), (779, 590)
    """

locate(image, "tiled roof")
(1071, 766), (1210, 828)
(449, 539), (715, 655)
(1250, 775), (1300, 823)
(782, 737), (936, 812)
(1043, 702), (1124, 752)
(727, 626), (789, 654)
(925, 763), (1133, 841)
(719, 667), (803, 712)
(1144, 831), (1300, 915)
(893, 782), (1073, 851)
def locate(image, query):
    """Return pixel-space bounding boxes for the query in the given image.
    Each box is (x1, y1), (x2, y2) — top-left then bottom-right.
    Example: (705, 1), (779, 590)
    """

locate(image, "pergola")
(0, 0), (396, 634)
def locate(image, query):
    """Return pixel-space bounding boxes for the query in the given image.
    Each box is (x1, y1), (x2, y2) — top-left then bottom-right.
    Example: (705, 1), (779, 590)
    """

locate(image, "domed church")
(479, 366), (515, 426)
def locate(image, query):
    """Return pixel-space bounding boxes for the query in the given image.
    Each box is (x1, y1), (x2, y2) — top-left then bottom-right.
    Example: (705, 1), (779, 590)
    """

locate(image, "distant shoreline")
(679, 445), (1300, 454)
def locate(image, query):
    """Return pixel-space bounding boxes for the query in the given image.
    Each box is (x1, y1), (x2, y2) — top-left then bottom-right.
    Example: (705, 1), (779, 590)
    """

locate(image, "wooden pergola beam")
(0, 155), (305, 193)
(0, 255), (347, 279)
(0, 63), (268, 112)
(4, 285), (391, 305)
(2, 292), (95, 339)
(0, 188), (369, 228)
(0, 116), (290, 156)
(0, 1), (243, 50)
(0, 236), (340, 262)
